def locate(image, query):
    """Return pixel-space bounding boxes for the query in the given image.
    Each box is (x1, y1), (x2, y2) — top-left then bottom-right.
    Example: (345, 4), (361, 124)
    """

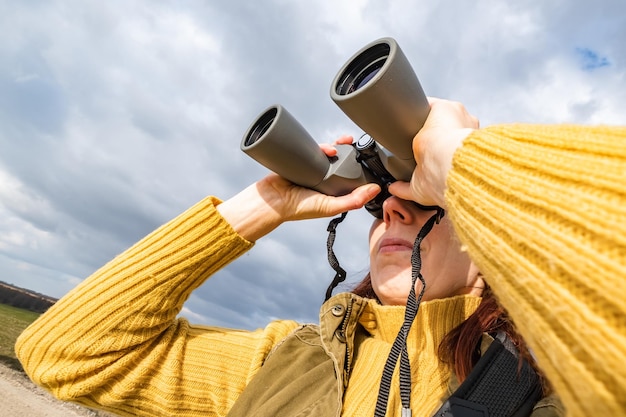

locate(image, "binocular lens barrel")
(241, 104), (370, 197)
(241, 37), (429, 211)
(335, 43), (390, 95)
(241, 105), (333, 189)
(244, 107), (277, 147)
(331, 38), (430, 180)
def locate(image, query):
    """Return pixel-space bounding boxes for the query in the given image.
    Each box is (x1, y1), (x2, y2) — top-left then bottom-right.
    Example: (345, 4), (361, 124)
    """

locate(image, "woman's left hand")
(389, 98), (479, 208)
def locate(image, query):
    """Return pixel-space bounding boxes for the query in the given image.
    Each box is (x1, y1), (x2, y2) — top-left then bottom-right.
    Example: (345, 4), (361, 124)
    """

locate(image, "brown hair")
(351, 273), (379, 301)
(352, 275), (549, 393)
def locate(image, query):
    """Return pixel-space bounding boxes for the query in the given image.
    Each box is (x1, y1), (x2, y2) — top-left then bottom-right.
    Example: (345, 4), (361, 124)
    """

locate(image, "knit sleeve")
(15, 196), (299, 417)
(445, 124), (626, 417)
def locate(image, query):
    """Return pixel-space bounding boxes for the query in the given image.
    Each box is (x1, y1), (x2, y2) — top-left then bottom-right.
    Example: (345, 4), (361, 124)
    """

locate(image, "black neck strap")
(374, 208), (444, 417)
(323, 207), (445, 417)
(324, 211), (348, 302)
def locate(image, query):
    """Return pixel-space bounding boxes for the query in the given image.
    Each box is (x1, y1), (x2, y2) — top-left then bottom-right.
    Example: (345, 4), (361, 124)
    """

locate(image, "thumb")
(387, 181), (413, 201)
(342, 183), (382, 211)
(325, 183), (381, 215)
(388, 177), (440, 208)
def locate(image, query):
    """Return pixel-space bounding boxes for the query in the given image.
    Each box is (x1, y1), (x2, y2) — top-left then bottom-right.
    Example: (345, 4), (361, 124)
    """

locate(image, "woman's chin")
(371, 276), (414, 305)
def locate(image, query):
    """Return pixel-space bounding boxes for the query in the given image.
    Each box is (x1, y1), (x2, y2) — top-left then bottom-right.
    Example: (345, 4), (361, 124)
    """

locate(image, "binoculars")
(241, 37), (430, 218)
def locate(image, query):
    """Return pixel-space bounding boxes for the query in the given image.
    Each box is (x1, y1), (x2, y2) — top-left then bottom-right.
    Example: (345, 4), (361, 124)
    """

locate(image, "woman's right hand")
(217, 153), (381, 242)
(389, 98), (479, 208)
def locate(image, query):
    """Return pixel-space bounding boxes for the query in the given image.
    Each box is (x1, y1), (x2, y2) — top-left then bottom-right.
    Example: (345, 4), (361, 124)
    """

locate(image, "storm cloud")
(1, 0), (624, 329)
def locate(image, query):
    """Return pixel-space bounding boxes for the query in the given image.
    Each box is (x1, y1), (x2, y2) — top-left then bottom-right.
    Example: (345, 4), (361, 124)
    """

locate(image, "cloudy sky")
(1, 0), (624, 329)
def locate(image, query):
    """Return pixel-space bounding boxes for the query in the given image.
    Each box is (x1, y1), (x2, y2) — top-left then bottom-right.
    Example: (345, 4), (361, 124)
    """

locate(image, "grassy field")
(0, 303), (40, 371)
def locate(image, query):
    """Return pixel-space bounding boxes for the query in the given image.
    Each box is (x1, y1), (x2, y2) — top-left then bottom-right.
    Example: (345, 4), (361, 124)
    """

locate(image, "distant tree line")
(0, 281), (56, 314)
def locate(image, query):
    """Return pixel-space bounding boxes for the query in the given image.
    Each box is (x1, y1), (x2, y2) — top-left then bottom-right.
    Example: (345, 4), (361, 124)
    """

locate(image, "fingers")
(426, 97), (479, 129)
(319, 143), (338, 157)
(342, 183), (381, 211)
(314, 183), (381, 218)
(320, 135), (354, 157)
(401, 97), (479, 208)
(333, 134), (354, 145)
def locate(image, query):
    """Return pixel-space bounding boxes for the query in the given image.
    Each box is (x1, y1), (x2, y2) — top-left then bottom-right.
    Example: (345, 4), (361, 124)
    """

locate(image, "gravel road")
(0, 363), (116, 417)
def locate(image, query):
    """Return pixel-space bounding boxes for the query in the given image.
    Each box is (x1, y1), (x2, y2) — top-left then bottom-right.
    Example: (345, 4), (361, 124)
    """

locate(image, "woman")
(15, 99), (626, 416)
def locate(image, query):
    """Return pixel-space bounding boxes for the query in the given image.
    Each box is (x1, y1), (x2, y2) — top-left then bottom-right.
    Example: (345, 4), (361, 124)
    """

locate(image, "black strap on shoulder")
(434, 332), (543, 417)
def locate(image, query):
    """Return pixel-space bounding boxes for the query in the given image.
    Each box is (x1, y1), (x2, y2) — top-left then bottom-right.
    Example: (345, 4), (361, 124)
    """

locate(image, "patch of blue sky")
(575, 47), (611, 71)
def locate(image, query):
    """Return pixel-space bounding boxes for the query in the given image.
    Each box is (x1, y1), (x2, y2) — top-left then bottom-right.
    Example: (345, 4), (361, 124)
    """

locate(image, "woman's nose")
(382, 197), (415, 225)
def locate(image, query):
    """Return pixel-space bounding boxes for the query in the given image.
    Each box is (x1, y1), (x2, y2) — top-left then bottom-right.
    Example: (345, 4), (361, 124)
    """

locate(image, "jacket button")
(331, 305), (345, 317)
(335, 329), (347, 343)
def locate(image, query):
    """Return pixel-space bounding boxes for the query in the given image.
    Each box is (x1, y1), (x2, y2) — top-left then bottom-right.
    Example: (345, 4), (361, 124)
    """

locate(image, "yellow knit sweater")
(446, 124), (626, 416)
(13, 193), (480, 416)
(16, 124), (626, 417)
(344, 297), (481, 415)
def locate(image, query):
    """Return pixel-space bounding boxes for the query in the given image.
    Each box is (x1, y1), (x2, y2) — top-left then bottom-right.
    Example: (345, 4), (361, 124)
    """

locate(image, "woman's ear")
(467, 262), (486, 296)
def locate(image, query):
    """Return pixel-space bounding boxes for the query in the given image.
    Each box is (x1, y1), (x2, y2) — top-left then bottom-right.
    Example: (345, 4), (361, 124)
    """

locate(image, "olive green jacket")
(227, 293), (564, 417)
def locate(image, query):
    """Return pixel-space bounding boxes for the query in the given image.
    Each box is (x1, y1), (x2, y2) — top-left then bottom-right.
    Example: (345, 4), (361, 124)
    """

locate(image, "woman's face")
(369, 197), (480, 305)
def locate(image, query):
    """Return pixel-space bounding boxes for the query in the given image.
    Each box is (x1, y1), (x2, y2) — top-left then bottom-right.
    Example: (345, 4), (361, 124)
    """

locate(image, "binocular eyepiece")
(241, 37), (430, 218)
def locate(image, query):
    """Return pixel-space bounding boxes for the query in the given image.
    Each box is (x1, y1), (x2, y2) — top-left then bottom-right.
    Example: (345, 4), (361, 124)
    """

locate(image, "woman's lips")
(378, 238), (414, 253)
